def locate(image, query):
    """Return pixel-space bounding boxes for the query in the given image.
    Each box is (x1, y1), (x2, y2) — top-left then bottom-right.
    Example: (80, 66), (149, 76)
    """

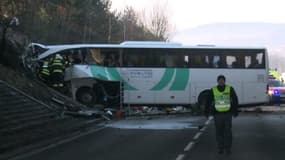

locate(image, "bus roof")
(120, 41), (183, 46)
(35, 41), (267, 59)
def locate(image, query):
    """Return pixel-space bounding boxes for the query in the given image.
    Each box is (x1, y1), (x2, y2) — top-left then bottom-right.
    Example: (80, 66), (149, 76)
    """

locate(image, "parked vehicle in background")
(268, 79), (285, 104)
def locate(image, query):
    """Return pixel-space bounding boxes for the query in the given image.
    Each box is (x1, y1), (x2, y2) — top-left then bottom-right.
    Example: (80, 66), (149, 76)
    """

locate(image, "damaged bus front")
(22, 43), (122, 107)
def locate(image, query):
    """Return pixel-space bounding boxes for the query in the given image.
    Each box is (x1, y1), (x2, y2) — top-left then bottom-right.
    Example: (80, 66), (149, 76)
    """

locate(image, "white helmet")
(55, 54), (63, 60)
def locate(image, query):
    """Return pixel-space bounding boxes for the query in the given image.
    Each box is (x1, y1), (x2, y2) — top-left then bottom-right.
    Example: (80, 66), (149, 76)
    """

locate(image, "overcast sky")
(111, 0), (285, 31)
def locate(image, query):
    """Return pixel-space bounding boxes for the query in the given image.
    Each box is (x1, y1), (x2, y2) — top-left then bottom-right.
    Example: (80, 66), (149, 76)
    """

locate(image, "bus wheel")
(198, 90), (210, 113)
(76, 87), (96, 106)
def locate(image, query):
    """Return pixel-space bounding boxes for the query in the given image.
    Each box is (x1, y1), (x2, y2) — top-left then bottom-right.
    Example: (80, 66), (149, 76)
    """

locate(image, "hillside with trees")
(0, 0), (170, 45)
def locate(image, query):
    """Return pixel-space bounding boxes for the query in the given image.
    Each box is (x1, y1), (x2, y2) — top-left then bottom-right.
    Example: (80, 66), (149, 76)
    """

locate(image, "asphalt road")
(16, 112), (285, 160)
(185, 112), (285, 160)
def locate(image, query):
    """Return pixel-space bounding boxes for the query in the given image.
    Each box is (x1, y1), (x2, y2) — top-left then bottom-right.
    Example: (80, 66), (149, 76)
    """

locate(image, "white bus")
(23, 41), (269, 110)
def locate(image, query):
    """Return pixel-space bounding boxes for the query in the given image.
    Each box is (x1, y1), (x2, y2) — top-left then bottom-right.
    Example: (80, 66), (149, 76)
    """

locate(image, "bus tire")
(76, 87), (96, 106)
(198, 90), (210, 113)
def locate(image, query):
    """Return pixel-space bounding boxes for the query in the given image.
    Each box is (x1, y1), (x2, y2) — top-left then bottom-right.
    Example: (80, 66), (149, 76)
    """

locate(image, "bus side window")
(206, 55), (214, 68)
(184, 55), (189, 67)
(159, 55), (166, 67)
(85, 49), (96, 64)
(217, 55), (227, 68)
(202, 55), (210, 68)
(232, 55), (245, 68)
(127, 54), (138, 67)
(212, 56), (220, 68)
(255, 53), (265, 68)
(71, 49), (84, 64)
(165, 55), (174, 67)
(246, 54), (264, 68)
(245, 56), (251, 68)
(104, 54), (113, 66)
(90, 48), (104, 65)
(191, 55), (208, 68)
(226, 55), (236, 68)
(81, 49), (87, 63)
(204, 55), (211, 68)
(176, 55), (186, 67)
(113, 54), (120, 66)
(103, 53), (119, 67)
(248, 55), (259, 68)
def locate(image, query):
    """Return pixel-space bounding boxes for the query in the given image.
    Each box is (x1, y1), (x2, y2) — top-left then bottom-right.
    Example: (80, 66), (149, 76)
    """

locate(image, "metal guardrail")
(0, 80), (56, 111)
(0, 80), (106, 159)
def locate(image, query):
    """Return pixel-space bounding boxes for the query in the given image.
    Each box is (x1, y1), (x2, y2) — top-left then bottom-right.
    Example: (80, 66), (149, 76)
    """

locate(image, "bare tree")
(139, 1), (172, 41)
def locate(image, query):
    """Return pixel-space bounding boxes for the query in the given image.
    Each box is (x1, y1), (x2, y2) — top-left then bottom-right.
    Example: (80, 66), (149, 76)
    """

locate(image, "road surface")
(15, 110), (285, 160)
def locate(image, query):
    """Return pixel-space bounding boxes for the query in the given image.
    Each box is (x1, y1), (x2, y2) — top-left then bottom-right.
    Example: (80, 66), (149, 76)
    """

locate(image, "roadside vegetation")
(0, 0), (172, 44)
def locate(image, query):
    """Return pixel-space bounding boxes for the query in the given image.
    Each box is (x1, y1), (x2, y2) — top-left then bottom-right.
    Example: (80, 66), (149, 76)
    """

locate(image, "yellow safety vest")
(212, 85), (231, 112)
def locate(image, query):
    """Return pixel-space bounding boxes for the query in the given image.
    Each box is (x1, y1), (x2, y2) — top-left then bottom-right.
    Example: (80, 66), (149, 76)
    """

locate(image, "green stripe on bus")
(151, 68), (174, 91)
(91, 65), (108, 80)
(107, 67), (121, 81)
(107, 67), (137, 91)
(169, 68), (189, 90)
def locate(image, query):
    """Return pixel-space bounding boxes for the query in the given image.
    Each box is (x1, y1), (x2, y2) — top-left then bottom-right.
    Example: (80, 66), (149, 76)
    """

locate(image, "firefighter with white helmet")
(50, 54), (65, 91)
(38, 58), (50, 84)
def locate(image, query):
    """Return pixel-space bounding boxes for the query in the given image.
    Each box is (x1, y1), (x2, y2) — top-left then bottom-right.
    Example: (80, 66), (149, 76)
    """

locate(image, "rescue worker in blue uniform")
(50, 54), (65, 91)
(205, 75), (238, 155)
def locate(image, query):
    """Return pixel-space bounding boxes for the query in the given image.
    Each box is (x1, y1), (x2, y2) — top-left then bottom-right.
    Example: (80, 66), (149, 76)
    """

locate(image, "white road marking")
(184, 142), (195, 151)
(176, 154), (185, 160)
(177, 117), (212, 160)
(205, 120), (210, 125)
(188, 126), (201, 129)
(205, 117), (213, 125)
(193, 132), (202, 140)
(200, 126), (207, 132)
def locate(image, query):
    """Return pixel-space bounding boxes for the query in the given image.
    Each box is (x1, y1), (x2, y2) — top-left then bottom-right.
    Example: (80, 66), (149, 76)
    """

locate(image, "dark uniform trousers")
(50, 58), (65, 91)
(214, 112), (232, 151)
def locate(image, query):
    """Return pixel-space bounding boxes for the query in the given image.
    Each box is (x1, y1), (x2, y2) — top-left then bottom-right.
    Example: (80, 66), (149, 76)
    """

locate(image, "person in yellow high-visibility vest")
(205, 75), (238, 155)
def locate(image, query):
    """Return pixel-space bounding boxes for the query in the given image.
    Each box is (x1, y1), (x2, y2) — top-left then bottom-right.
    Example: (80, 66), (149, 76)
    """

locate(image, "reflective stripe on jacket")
(40, 61), (50, 75)
(51, 59), (64, 66)
(212, 85), (231, 112)
(41, 68), (50, 75)
(51, 58), (65, 73)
